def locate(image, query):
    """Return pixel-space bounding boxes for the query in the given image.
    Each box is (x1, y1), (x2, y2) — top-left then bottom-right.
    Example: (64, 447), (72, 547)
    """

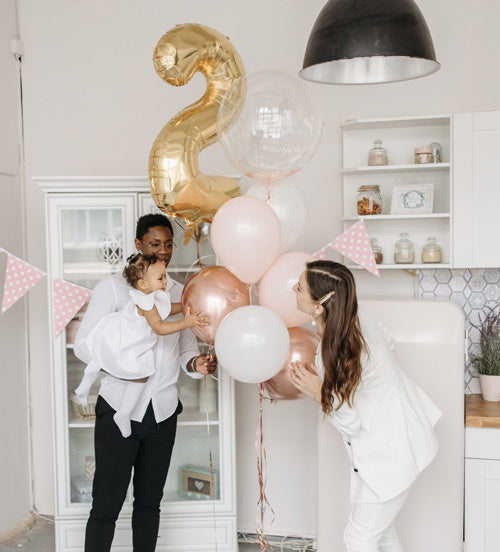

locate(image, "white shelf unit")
(341, 115), (453, 269)
(37, 177), (237, 552)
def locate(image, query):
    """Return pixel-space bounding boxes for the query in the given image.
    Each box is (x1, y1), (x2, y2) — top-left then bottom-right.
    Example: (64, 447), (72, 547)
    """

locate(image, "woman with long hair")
(291, 260), (441, 552)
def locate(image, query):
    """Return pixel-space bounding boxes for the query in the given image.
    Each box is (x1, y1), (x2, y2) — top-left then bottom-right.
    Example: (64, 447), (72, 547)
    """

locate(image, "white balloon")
(246, 177), (307, 253)
(214, 306), (290, 384)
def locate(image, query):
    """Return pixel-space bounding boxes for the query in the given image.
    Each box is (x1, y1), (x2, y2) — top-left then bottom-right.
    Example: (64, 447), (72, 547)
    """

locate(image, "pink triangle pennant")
(329, 220), (380, 277)
(1, 253), (46, 313)
(312, 249), (326, 260)
(52, 279), (92, 337)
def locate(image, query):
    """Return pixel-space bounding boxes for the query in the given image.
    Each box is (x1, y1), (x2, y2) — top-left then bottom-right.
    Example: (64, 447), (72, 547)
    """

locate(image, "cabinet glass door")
(47, 194), (136, 513)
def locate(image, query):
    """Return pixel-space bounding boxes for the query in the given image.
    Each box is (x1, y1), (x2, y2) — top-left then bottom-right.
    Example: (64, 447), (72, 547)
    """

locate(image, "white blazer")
(316, 308), (442, 503)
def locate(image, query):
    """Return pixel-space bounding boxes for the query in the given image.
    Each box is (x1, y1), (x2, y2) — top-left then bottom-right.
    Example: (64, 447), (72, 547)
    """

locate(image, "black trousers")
(84, 397), (182, 552)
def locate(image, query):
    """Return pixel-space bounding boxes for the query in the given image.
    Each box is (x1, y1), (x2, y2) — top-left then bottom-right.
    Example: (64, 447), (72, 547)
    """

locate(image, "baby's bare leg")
(75, 361), (101, 406)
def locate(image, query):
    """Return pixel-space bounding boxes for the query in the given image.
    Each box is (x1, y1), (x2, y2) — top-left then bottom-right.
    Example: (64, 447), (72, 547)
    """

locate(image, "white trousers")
(344, 489), (410, 552)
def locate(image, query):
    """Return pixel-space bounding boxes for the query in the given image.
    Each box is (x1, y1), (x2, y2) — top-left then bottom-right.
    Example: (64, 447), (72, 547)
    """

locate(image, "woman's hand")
(194, 353), (217, 375)
(290, 361), (322, 404)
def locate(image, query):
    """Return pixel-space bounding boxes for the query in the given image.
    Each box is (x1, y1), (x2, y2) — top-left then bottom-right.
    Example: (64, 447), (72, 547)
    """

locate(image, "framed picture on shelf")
(179, 464), (219, 500)
(390, 183), (434, 214)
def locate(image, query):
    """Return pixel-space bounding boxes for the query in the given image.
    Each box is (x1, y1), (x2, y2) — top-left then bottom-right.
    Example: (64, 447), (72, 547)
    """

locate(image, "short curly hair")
(123, 253), (160, 289)
(135, 213), (174, 240)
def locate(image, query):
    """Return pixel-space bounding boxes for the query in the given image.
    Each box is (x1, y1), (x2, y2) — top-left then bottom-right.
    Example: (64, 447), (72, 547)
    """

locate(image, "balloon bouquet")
(149, 24), (323, 394)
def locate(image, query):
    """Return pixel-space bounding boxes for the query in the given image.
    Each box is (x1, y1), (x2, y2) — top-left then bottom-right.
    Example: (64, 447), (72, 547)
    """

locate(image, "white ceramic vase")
(479, 374), (500, 401)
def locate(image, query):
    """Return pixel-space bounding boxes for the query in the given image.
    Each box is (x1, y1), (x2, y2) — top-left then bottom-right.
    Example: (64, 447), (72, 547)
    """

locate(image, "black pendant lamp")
(299, 0), (440, 85)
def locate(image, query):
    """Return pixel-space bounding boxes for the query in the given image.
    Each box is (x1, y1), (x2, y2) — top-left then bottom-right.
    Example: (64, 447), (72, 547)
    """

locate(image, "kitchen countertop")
(465, 394), (500, 428)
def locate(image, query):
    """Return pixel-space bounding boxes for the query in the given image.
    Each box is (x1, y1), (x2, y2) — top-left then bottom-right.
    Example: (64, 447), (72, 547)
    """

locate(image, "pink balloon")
(210, 196), (281, 284)
(263, 326), (320, 400)
(181, 266), (250, 344)
(259, 251), (315, 327)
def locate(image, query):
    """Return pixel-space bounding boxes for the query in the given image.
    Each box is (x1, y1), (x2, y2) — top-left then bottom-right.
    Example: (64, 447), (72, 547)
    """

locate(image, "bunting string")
(0, 245), (92, 336)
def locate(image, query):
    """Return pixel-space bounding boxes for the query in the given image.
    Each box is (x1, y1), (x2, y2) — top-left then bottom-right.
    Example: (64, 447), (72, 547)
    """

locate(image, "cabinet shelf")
(348, 263), (451, 270)
(68, 406), (220, 427)
(342, 163), (449, 175)
(341, 114), (452, 130)
(64, 262), (123, 278)
(167, 266), (204, 273)
(342, 213), (450, 221)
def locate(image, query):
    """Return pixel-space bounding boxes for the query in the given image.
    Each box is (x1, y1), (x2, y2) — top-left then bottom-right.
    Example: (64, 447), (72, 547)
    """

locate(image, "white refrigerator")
(317, 300), (465, 552)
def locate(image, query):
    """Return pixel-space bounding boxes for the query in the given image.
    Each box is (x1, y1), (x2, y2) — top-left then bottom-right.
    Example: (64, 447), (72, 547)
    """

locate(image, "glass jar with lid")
(357, 185), (382, 215)
(367, 140), (388, 166)
(370, 237), (384, 264)
(394, 232), (415, 264)
(421, 236), (442, 263)
(414, 146), (433, 164)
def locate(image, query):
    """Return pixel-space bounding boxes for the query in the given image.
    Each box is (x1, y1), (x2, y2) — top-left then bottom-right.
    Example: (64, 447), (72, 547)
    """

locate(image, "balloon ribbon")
(256, 383), (276, 551)
(202, 344), (218, 551)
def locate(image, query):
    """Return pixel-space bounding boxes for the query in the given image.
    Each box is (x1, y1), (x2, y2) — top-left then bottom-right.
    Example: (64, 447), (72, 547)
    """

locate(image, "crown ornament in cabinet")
(37, 177), (236, 552)
(341, 115), (452, 270)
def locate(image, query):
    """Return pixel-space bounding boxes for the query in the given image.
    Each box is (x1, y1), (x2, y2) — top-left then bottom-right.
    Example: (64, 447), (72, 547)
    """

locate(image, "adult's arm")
(178, 324), (203, 379)
(74, 277), (117, 363)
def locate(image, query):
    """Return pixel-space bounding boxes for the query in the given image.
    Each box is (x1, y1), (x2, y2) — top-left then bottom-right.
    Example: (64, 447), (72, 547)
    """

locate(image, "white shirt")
(74, 271), (201, 423)
(317, 308), (442, 503)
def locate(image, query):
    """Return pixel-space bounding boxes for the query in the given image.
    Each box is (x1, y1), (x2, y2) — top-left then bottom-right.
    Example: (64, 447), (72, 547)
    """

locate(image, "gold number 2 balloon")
(149, 23), (245, 244)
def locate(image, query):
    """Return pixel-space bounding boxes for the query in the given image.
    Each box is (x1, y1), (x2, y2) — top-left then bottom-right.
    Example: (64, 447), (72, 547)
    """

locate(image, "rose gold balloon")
(181, 266), (250, 344)
(263, 326), (320, 400)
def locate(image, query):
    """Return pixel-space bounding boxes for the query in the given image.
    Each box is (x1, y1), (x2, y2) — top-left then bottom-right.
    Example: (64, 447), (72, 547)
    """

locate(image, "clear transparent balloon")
(217, 71), (323, 182)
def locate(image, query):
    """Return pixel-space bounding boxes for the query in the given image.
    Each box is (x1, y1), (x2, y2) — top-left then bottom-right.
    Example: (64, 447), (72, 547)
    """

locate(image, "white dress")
(84, 289), (172, 380)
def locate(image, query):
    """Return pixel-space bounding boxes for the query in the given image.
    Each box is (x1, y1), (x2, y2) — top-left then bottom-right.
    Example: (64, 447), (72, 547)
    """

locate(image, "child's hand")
(185, 308), (208, 329)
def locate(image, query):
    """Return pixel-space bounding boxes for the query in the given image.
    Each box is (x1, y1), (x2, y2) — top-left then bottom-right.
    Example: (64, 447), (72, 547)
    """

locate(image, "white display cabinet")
(37, 177), (236, 552)
(341, 115), (452, 269)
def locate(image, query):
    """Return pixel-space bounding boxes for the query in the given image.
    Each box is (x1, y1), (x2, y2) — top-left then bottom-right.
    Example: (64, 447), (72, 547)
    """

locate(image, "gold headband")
(318, 290), (335, 305)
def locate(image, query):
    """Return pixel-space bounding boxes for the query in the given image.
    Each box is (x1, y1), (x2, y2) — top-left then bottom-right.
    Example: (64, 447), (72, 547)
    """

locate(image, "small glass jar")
(429, 142), (442, 163)
(421, 236), (442, 263)
(370, 237), (384, 264)
(394, 232), (415, 264)
(357, 185), (382, 215)
(367, 140), (388, 166)
(414, 146), (433, 164)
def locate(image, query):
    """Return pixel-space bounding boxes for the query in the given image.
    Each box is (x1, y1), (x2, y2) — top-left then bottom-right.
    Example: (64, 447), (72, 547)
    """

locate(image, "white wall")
(0, 0), (32, 536)
(16, 0), (500, 536)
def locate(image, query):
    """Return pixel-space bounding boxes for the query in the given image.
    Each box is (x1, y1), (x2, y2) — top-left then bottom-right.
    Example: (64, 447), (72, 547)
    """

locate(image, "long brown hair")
(305, 261), (366, 415)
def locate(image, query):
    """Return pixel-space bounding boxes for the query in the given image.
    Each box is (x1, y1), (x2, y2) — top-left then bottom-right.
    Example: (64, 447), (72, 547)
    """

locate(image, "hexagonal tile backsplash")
(418, 268), (500, 393)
